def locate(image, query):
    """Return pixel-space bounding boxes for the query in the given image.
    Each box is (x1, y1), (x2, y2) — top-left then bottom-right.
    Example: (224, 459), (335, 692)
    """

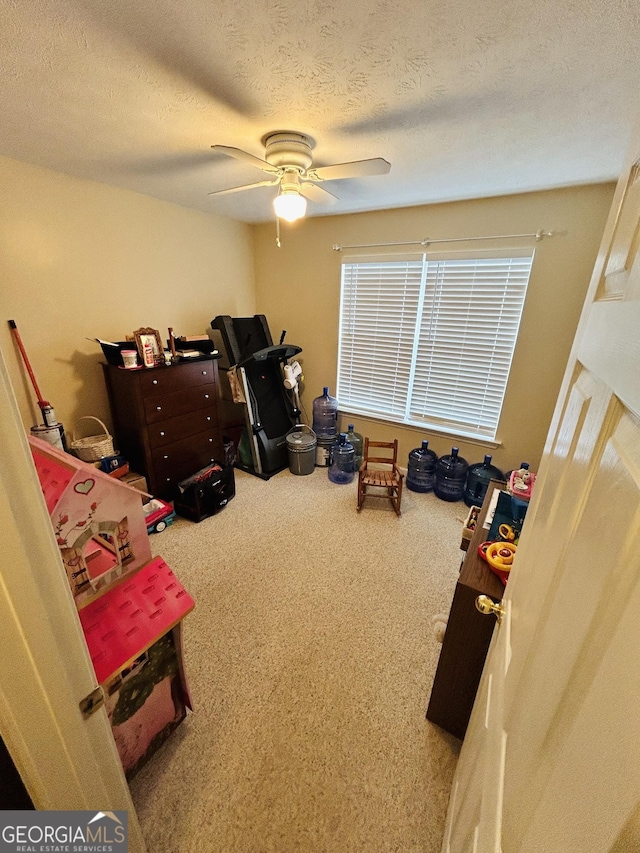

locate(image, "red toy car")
(143, 498), (176, 534)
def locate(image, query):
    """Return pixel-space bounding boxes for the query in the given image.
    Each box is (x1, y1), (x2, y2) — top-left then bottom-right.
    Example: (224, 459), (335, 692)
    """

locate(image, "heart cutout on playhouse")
(74, 478), (95, 495)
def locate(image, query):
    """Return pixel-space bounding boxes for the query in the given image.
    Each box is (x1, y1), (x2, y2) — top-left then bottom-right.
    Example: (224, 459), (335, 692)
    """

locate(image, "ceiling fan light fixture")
(273, 189), (307, 222)
(210, 130), (390, 220)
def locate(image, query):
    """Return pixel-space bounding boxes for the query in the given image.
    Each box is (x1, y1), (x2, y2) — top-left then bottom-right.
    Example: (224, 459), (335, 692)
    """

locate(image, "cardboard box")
(121, 471), (149, 498)
(461, 504), (481, 551)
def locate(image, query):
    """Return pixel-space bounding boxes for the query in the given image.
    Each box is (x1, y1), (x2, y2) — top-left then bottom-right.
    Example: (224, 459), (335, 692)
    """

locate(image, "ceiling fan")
(208, 131), (391, 222)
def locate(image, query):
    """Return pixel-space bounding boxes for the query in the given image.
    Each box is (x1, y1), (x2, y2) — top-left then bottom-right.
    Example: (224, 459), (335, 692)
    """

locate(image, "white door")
(443, 124), (640, 852)
(0, 349), (146, 852)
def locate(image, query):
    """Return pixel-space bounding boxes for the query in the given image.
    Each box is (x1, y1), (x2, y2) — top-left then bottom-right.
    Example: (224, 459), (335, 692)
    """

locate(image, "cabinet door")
(426, 483), (504, 739)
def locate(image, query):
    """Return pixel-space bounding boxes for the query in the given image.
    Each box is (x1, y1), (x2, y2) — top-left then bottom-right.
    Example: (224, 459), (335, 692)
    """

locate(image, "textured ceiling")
(2, 0), (640, 223)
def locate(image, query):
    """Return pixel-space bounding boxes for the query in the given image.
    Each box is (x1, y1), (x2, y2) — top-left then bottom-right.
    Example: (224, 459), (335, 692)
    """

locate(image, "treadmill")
(210, 315), (302, 479)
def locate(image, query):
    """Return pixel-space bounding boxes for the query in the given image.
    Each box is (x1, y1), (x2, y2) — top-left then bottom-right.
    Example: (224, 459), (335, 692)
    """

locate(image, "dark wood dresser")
(426, 480), (506, 739)
(102, 357), (223, 499)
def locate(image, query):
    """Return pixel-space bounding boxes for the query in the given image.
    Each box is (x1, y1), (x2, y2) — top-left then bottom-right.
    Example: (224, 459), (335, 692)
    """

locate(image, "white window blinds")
(337, 251), (534, 440)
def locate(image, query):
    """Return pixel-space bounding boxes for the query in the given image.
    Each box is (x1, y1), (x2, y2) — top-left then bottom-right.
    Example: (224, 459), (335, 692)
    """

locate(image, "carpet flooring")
(129, 466), (463, 852)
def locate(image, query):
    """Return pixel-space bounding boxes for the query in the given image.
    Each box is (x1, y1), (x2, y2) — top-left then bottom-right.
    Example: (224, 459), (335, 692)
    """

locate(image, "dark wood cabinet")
(426, 481), (505, 740)
(103, 358), (224, 499)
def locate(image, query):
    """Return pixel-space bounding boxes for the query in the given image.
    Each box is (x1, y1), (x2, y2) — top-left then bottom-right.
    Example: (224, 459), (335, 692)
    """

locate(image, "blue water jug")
(312, 387), (338, 437)
(434, 447), (468, 502)
(464, 454), (505, 506)
(406, 440), (438, 492)
(345, 423), (364, 472)
(328, 433), (355, 484)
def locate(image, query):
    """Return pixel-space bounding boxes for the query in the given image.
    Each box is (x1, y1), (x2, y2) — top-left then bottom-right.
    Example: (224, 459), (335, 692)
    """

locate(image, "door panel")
(0, 350), (146, 851)
(502, 370), (615, 702)
(601, 158), (640, 297)
(505, 405), (640, 850)
(443, 122), (640, 851)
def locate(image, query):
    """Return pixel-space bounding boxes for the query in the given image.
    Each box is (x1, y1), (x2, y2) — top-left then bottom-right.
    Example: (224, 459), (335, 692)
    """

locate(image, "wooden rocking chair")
(357, 438), (404, 517)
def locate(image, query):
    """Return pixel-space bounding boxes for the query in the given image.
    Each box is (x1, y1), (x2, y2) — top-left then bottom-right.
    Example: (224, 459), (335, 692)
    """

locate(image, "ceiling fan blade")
(211, 145), (279, 174)
(308, 158), (391, 182)
(299, 182), (338, 204)
(207, 178), (280, 197)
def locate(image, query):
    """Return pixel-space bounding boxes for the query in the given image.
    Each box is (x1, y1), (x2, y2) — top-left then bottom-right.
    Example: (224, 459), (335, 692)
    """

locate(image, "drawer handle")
(152, 379), (158, 385)
(156, 405), (162, 411)
(206, 416), (211, 421)
(163, 454), (169, 460)
(209, 437), (213, 443)
(160, 431), (165, 436)
(204, 394), (209, 399)
(201, 370), (208, 376)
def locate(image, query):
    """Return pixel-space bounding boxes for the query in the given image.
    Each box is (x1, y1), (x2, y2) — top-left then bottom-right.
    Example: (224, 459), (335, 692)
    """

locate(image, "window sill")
(338, 407), (503, 449)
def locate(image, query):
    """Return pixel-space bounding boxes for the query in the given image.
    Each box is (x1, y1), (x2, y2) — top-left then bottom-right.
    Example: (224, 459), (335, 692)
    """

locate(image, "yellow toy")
(498, 523), (516, 542)
(486, 541), (517, 572)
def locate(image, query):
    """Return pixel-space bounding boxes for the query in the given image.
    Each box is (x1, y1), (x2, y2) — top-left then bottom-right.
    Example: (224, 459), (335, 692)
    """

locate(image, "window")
(337, 249), (534, 441)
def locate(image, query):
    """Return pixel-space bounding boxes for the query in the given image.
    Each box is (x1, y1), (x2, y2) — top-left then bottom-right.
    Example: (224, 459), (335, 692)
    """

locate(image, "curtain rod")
(332, 229), (555, 252)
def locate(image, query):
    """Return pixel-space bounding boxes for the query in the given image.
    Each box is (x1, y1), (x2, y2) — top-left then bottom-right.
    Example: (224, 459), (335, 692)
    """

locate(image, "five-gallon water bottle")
(464, 454), (505, 506)
(328, 433), (355, 484)
(406, 439), (438, 492)
(312, 387), (338, 437)
(345, 423), (364, 472)
(434, 447), (469, 502)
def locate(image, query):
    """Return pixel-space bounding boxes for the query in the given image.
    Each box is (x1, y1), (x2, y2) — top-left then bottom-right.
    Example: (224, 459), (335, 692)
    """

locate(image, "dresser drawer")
(147, 407), (218, 449)
(143, 385), (216, 423)
(151, 431), (222, 490)
(138, 361), (217, 396)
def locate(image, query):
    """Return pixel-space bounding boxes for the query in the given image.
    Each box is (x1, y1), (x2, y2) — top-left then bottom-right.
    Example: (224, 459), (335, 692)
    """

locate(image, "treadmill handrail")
(238, 344), (302, 366)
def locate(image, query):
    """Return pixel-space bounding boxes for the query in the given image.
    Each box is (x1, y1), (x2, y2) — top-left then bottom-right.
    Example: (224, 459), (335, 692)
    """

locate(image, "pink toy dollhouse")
(29, 435), (194, 778)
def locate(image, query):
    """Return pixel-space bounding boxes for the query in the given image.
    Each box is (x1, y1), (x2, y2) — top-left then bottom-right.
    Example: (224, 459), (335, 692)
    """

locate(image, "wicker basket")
(69, 416), (115, 461)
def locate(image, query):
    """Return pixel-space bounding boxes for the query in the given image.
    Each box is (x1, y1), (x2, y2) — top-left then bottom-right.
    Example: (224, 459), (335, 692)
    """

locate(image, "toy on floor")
(144, 498), (176, 533)
(30, 435), (152, 605)
(30, 435), (194, 778)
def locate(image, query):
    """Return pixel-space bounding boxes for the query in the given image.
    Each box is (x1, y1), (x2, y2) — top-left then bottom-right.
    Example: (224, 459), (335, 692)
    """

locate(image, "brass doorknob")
(475, 595), (505, 622)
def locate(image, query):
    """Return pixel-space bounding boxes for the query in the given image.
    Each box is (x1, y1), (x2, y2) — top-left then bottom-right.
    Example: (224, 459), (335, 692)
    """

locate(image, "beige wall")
(0, 155), (255, 438)
(253, 184), (615, 472)
(0, 157), (614, 476)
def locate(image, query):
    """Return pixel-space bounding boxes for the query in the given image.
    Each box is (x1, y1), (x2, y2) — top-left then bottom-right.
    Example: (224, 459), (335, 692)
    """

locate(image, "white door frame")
(0, 347), (146, 852)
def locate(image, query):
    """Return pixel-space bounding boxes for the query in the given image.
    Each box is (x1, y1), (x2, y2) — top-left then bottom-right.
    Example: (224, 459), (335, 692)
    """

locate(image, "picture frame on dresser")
(132, 327), (163, 367)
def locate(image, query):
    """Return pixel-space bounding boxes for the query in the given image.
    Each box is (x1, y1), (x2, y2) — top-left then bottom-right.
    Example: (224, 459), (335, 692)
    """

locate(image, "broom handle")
(8, 320), (48, 406)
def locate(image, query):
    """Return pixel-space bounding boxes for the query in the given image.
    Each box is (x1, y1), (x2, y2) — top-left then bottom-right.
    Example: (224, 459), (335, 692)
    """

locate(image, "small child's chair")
(357, 438), (404, 517)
